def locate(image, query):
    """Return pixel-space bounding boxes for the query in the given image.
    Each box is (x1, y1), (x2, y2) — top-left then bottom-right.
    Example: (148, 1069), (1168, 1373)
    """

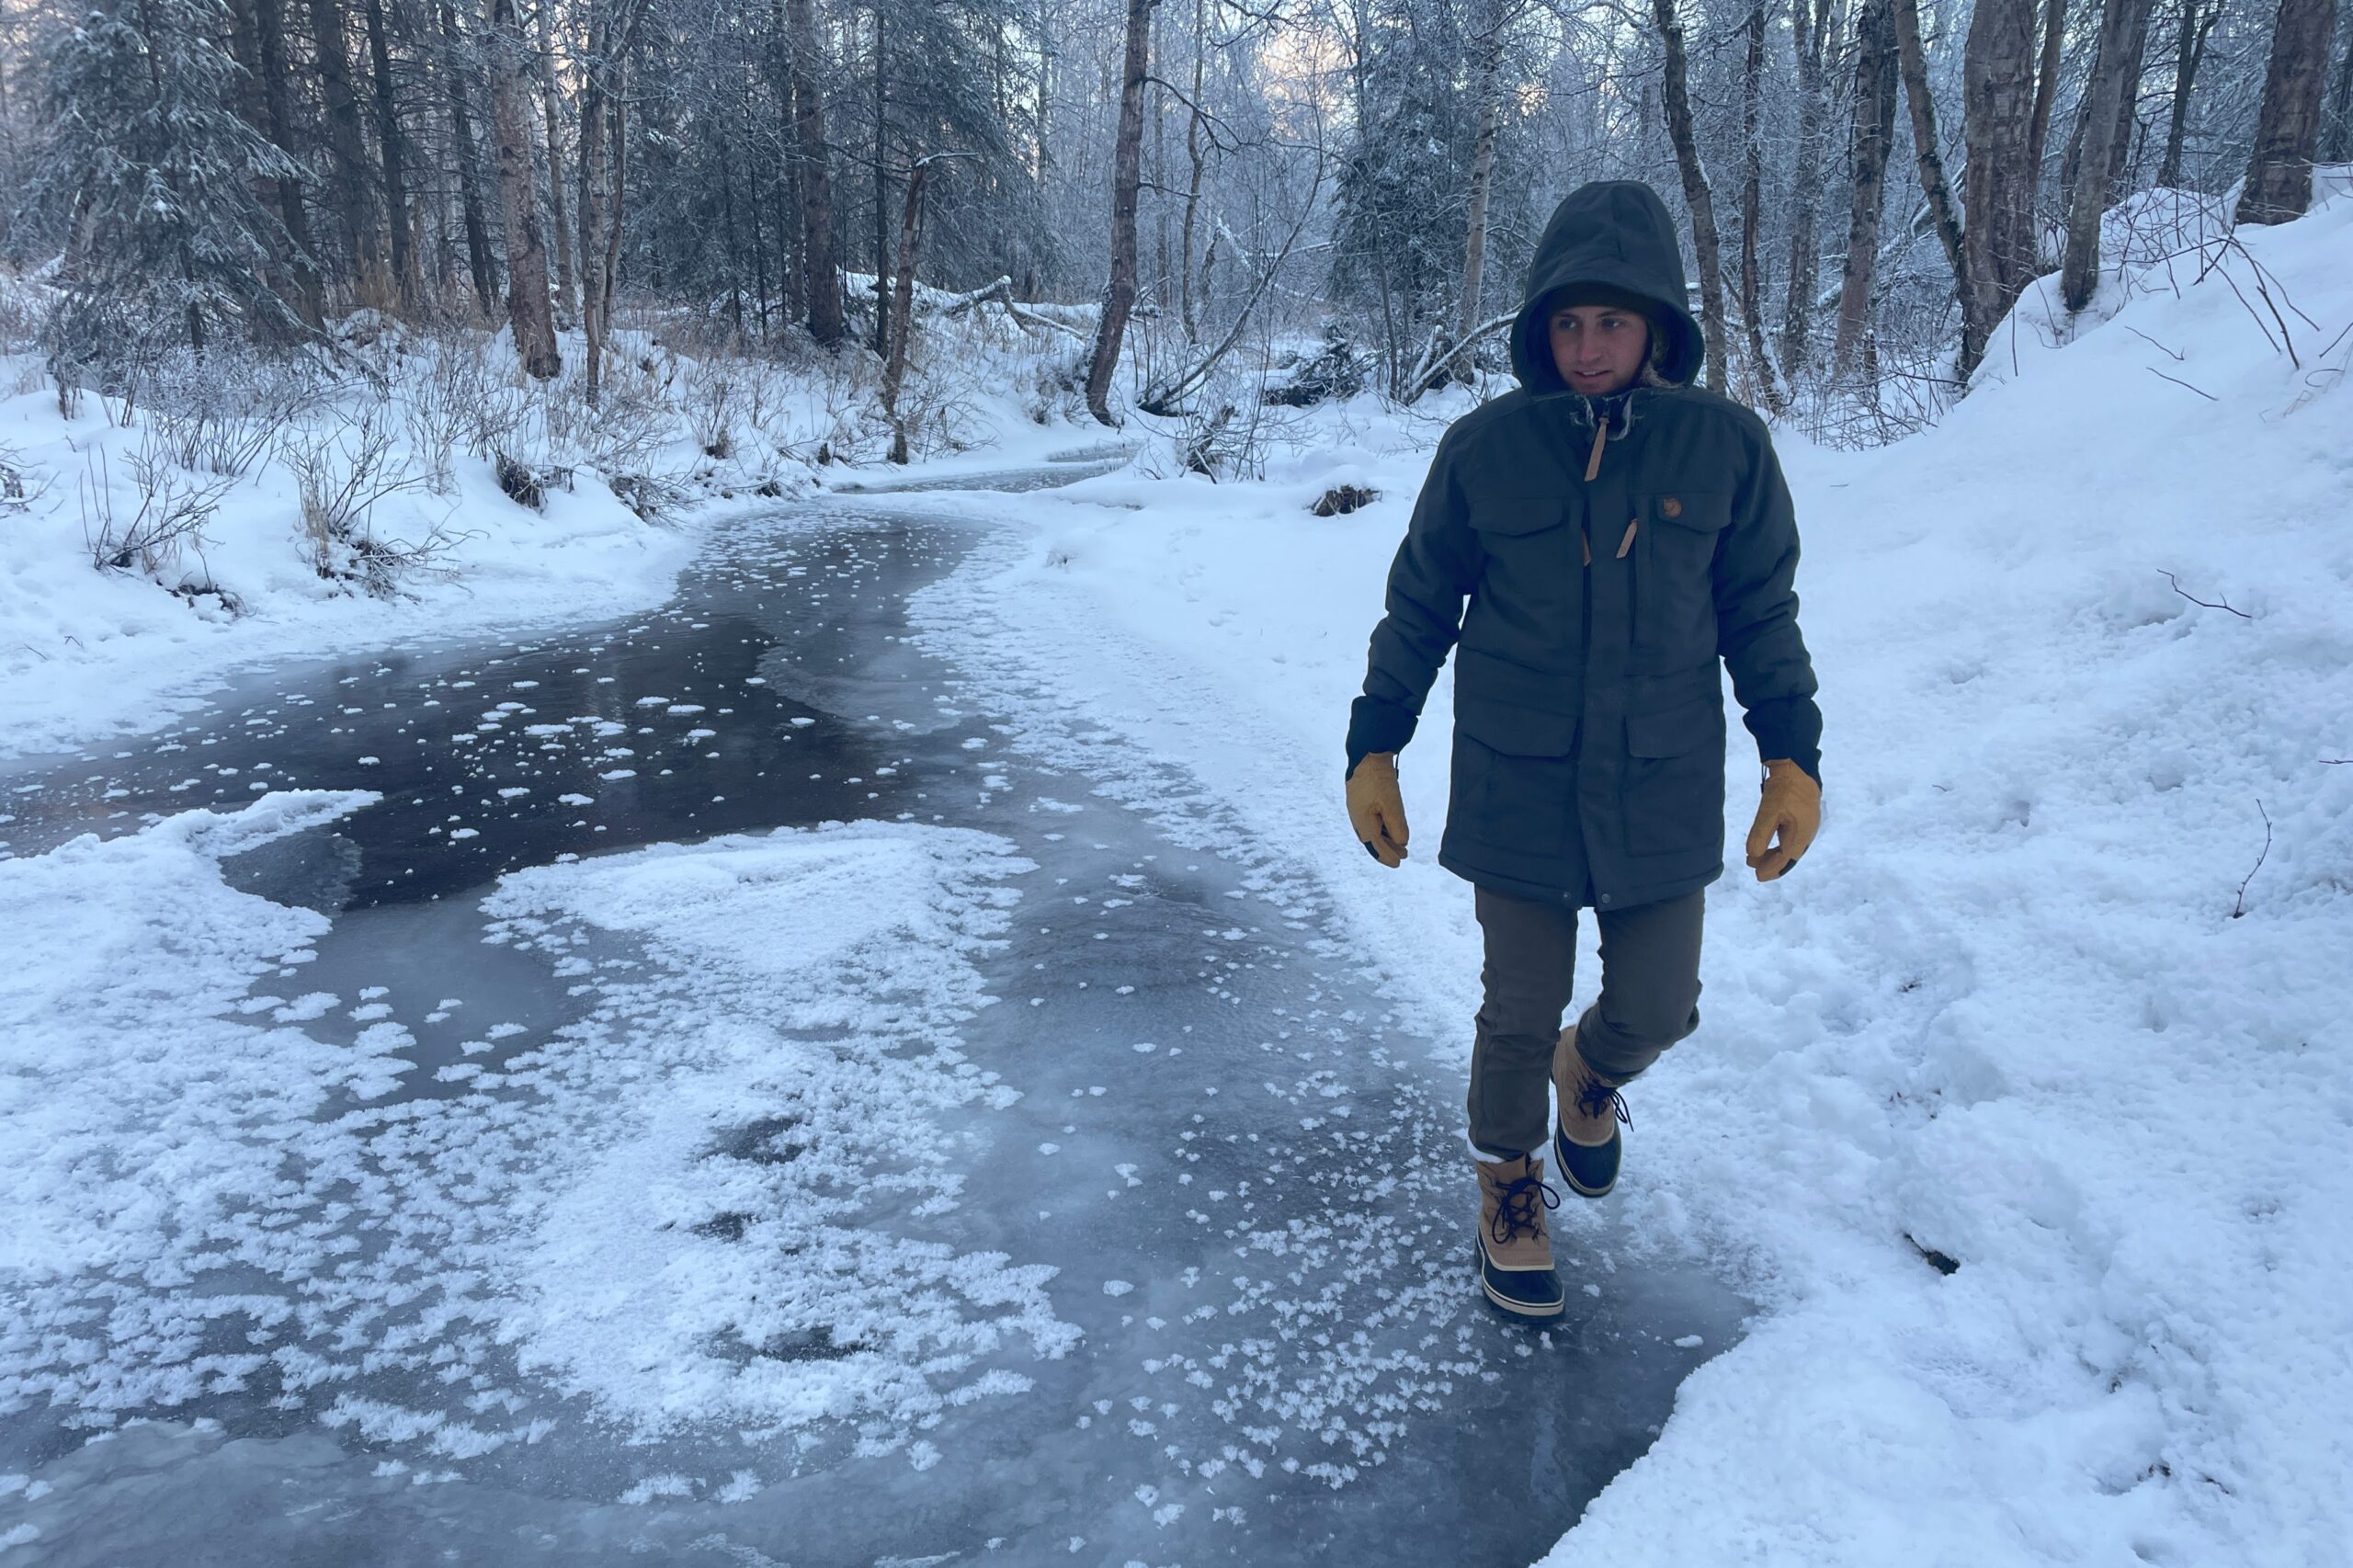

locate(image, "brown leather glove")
(1346, 753), (1410, 868)
(1745, 758), (1821, 881)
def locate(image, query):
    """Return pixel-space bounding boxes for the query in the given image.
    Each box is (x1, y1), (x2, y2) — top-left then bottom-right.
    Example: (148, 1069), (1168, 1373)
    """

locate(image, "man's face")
(1549, 304), (1650, 396)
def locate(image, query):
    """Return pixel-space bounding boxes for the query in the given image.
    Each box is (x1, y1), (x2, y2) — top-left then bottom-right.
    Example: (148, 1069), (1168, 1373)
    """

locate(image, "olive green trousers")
(1468, 883), (1704, 1160)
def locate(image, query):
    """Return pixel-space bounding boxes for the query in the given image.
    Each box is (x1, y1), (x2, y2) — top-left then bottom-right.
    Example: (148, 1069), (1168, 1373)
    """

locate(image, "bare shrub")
(575, 353), (676, 472)
(280, 403), (446, 596)
(80, 437), (233, 575)
(146, 347), (331, 477)
(683, 358), (742, 459)
(0, 440), (41, 513)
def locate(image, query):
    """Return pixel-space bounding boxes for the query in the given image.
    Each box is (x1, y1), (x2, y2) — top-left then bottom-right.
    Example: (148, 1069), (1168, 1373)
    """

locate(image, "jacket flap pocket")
(1458, 699), (1580, 758)
(1467, 493), (1573, 537)
(1647, 490), (1733, 533)
(1625, 699), (1720, 758)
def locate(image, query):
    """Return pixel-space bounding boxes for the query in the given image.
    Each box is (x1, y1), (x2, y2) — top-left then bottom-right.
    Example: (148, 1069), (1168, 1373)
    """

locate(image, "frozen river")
(0, 459), (1744, 1566)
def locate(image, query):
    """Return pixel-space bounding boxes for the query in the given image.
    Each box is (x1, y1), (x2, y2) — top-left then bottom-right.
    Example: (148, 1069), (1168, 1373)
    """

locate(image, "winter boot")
(1475, 1153), (1565, 1319)
(1552, 1026), (1631, 1199)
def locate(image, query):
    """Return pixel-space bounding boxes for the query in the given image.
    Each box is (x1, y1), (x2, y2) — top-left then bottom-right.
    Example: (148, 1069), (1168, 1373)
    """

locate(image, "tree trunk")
(1084, 0), (1158, 426)
(882, 158), (929, 465)
(601, 74), (627, 332)
(2027, 0), (2068, 185)
(577, 8), (608, 399)
(1452, 4), (1505, 385)
(1177, 0), (1207, 343)
(439, 0), (501, 318)
(363, 0), (415, 302)
(1963, 0), (2040, 339)
(1892, 0), (1979, 373)
(2061, 0), (2155, 310)
(489, 0), (560, 375)
(2157, 0), (2217, 187)
(2235, 0), (2336, 223)
(870, 6), (892, 357)
(1652, 0), (1728, 392)
(534, 0), (575, 324)
(307, 0), (381, 290)
(238, 0), (326, 327)
(1779, 0), (1835, 374)
(2328, 17), (2353, 162)
(788, 0), (842, 344)
(1737, 0), (1776, 404)
(1834, 0), (1897, 379)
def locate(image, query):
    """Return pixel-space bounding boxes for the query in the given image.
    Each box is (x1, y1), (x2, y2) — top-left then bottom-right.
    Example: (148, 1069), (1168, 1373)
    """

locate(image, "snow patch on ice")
(0, 802), (1073, 1463)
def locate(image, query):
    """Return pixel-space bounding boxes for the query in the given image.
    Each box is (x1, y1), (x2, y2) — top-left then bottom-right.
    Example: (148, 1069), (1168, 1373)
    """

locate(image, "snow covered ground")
(909, 191), (2353, 1564)
(2, 192), (2347, 1562)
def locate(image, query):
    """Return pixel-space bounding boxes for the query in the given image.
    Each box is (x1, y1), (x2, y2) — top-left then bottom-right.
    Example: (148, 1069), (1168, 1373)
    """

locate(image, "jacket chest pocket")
(1468, 493), (1586, 627)
(1629, 489), (1732, 662)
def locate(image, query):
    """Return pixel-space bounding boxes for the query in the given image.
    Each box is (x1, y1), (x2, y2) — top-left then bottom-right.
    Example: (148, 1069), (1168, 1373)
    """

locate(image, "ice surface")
(1, 490), (1735, 1566)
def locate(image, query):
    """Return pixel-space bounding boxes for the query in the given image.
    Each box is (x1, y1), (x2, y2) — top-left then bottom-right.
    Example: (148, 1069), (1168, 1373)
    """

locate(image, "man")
(1343, 180), (1824, 1321)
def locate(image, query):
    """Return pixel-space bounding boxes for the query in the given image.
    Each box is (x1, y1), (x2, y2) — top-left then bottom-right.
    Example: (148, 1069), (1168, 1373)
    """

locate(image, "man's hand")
(1745, 758), (1820, 881)
(1347, 753), (1410, 868)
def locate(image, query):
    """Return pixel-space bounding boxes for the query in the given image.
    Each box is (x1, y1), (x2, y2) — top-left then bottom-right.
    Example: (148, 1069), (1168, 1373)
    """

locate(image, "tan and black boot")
(1552, 1026), (1631, 1198)
(1474, 1154), (1565, 1319)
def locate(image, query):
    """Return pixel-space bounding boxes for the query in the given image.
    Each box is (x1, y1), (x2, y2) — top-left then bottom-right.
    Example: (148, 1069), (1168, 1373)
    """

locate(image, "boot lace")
(1574, 1074), (1632, 1130)
(1488, 1168), (1560, 1247)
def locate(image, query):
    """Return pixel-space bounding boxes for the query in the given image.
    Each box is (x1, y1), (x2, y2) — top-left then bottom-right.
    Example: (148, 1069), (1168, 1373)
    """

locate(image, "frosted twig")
(2231, 801), (2270, 920)
(2159, 569), (2250, 618)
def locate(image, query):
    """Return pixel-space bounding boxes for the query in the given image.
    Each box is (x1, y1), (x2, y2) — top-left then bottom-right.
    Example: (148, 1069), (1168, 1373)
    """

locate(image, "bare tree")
(439, 0), (501, 317)
(2236, 0), (2337, 223)
(307, 0), (381, 292)
(1450, 0), (1512, 385)
(362, 0), (415, 301)
(1892, 0), (1975, 371)
(1779, 0), (1836, 376)
(2062, 0), (2156, 311)
(1084, 0), (1157, 426)
(535, 0), (576, 322)
(2156, 0), (2220, 187)
(788, 0), (842, 345)
(1834, 0), (1897, 379)
(490, 0), (559, 375)
(1737, 0), (1778, 404)
(1963, 0), (2040, 341)
(1652, 0), (1728, 393)
(882, 155), (932, 464)
(2026, 0), (2069, 188)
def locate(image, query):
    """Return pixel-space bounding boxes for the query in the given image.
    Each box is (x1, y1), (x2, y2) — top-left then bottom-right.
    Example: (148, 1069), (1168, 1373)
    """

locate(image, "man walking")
(1343, 181), (1824, 1320)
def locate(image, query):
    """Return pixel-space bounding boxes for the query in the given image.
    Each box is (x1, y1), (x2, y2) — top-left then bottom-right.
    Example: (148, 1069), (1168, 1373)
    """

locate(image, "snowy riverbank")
(0, 308), (1088, 764)
(913, 194), (2353, 1564)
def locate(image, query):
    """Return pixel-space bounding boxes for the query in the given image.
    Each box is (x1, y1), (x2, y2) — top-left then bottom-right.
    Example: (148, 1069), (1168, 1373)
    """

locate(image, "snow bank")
(0, 361), (703, 761)
(0, 301), (1086, 764)
(911, 190), (2353, 1565)
(0, 801), (1070, 1456)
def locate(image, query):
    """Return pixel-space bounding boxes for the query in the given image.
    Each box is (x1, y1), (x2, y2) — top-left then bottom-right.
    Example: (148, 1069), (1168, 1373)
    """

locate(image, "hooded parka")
(1347, 181), (1822, 913)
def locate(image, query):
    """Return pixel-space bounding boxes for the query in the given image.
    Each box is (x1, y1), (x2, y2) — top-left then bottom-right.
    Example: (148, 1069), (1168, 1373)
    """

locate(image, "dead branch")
(2160, 569), (2251, 618)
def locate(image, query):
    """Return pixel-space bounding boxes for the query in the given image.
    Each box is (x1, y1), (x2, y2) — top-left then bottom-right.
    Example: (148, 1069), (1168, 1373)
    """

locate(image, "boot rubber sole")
(1553, 1122), (1618, 1199)
(1475, 1233), (1565, 1320)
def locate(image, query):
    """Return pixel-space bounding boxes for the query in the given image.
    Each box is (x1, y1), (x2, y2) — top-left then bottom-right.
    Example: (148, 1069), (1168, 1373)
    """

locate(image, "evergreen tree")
(25, 0), (307, 365)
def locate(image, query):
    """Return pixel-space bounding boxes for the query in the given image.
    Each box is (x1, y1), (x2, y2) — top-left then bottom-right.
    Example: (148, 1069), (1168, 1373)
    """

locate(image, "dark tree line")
(1, 0), (2346, 425)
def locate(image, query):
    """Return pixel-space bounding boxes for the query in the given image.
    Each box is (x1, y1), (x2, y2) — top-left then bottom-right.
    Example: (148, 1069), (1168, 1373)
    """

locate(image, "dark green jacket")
(1347, 181), (1821, 912)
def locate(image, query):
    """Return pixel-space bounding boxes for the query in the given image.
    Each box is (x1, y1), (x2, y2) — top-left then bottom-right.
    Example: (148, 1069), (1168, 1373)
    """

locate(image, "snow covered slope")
(915, 190), (2353, 1565)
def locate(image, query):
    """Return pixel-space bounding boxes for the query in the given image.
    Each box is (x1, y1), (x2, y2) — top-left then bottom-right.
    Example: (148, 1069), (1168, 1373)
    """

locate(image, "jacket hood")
(1509, 181), (1705, 392)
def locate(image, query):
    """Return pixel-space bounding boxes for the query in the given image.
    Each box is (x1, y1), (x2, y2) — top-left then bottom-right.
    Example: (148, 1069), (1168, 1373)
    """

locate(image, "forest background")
(0, 0), (2345, 507)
